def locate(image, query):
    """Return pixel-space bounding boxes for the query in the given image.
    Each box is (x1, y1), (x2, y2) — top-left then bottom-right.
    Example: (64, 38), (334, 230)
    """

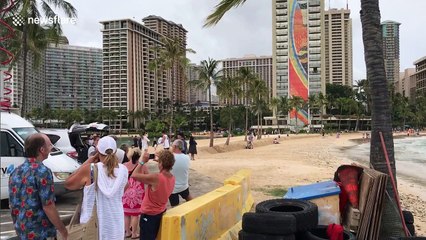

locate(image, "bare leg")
(130, 215), (140, 238)
(124, 215), (131, 237)
(185, 193), (194, 202)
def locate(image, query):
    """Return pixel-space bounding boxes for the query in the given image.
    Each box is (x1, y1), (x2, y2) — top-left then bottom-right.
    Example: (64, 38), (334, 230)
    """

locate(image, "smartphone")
(149, 153), (155, 159)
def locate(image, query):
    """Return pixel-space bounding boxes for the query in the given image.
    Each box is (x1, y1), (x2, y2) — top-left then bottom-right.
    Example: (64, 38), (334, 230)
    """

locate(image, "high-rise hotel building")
(45, 44), (102, 110)
(143, 15), (188, 103)
(221, 55), (273, 105)
(186, 63), (207, 104)
(101, 17), (187, 128)
(381, 20), (401, 84)
(272, 0), (325, 126)
(101, 19), (164, 128)
(324, 8), (353, 86)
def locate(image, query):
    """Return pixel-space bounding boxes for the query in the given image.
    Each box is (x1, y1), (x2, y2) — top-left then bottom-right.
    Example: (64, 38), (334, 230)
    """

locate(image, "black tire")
(242, 212), (297, 235)
(406, 224), (416, 237)
(298, 225), (355, 240)
(389, 238), (426, 240)
(403, 210), (415, 224)
(238, 230), (295, 240)
(255, 199), (318, 232)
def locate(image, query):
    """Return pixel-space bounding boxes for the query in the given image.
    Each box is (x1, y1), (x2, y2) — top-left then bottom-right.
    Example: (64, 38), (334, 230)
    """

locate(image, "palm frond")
(204, 0), (247, 27)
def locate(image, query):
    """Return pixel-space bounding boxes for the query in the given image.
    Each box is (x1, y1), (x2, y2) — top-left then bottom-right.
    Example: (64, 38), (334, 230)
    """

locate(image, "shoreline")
(188, 132), (425, 235)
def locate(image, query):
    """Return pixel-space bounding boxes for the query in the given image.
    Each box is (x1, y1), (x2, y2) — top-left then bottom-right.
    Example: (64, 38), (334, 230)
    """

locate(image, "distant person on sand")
(273, 138), (279, 144)
(188, 136), (197, 160)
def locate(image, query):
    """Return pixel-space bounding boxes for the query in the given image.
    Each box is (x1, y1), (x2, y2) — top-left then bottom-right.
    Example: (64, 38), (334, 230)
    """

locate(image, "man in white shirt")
(169, 139), (192, 207)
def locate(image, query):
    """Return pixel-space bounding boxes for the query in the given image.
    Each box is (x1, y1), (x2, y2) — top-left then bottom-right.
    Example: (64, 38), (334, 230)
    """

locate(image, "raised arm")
(65, 153), (99, 190)
(131, 152), (158, 186)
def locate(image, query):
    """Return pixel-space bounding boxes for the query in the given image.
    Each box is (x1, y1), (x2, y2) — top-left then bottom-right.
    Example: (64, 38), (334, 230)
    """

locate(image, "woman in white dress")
(65, 136), (128, 240)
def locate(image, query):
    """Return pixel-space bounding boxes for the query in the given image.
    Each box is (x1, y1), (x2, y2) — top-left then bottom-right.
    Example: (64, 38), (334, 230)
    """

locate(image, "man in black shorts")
(169, 140), (193, 206)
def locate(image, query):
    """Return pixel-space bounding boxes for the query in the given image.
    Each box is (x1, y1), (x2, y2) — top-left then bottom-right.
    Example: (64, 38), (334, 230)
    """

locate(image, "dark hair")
(158, 150), (174, 171)
(131, 150), (141, 164)
(120, 144), (129, 153)
(25, 133), (46, 158)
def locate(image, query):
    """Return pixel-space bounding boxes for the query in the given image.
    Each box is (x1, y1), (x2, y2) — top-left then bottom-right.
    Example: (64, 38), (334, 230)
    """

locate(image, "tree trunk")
(208, 85), (214, 147)
(360, 0), (396, 192)
(225, 105), (231, 145)
(244, 105), (248, 141)
(21, 24), (28, 117)
(169, 63), (175, 137)
(320, 108), (324, 131)
(295, 109), (299, 133)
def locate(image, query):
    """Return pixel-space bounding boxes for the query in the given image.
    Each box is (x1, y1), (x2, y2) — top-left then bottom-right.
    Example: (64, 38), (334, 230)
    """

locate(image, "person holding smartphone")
(65, 136), (128, 239)
(131, 150), (175, 240)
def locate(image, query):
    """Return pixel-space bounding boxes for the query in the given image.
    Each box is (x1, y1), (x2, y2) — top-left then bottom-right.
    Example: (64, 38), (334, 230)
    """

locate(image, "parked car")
(1, 111), (81, 200)
(40, 128), (79, 160)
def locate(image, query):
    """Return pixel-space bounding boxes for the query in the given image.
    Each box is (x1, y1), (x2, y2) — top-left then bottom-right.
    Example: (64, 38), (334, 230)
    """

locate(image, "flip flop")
(131, 235), (140, 239)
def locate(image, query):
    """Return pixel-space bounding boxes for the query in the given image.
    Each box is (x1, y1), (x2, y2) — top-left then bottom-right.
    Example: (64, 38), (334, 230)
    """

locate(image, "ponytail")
(104, 149), (118, 178)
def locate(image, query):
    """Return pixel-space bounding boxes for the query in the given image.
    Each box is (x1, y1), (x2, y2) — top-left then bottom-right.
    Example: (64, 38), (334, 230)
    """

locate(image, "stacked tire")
(239, 199), (355, 240)
(403, 210), (416, 236)
(239, 199), (317, 240)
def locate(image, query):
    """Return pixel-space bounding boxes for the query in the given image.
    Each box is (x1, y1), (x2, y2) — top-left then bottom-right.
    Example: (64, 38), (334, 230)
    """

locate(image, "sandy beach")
(179, 132), (426, 236)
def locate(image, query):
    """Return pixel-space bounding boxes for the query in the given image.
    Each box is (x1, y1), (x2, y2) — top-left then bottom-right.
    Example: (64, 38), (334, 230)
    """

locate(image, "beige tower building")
(414, 56), (426, 96)
(221, 55), (273, 105)
(186, 63), (207, 104)
(143, 15), (188, 103)
(395, 68), (416, 100)
(101, 19), (168, 128)
(272, 0), (325, 126)
(324, 8), (353, 86)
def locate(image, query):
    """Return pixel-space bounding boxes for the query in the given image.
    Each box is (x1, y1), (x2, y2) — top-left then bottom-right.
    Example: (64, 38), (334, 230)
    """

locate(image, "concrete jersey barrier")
(159, 169), (253, 240)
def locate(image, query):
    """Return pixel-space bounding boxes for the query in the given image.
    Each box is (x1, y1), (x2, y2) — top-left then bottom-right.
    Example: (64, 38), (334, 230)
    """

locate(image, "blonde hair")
(104, 149), (118, 178)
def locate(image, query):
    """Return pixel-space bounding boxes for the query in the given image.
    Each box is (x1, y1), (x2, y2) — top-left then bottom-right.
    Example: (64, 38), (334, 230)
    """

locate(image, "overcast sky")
(62, 0), (426, 82)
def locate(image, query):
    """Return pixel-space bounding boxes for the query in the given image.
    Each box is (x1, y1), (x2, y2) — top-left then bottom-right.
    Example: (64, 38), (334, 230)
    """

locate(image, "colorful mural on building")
(288, 0), (309, 125)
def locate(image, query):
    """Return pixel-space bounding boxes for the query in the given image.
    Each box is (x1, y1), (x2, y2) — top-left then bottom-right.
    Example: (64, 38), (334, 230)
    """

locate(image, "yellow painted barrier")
(160, 185), (243, 240)
(217, 220), (241, 240)
(224, 169), (254, 213)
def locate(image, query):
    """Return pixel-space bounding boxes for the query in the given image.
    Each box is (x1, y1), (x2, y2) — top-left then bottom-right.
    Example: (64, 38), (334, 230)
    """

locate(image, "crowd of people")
(8, 131), (198, 240)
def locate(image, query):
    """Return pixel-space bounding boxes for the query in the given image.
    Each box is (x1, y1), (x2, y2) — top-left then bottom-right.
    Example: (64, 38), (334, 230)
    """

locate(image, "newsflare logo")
(12, 15), (25, 27)
(11, 14), (77, 27)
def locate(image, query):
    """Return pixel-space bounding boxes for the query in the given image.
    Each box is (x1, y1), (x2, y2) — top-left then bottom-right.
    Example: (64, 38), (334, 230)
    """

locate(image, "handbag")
(59, 164), (99, 240)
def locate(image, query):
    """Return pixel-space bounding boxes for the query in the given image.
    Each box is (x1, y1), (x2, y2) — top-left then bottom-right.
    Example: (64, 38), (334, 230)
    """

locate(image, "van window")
(12, 127), (39, 141)
(0, 131), (24, 157)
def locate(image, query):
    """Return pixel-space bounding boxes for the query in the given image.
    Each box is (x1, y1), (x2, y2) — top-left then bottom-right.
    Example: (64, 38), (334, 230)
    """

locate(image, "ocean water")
(345, 136), (426, 185)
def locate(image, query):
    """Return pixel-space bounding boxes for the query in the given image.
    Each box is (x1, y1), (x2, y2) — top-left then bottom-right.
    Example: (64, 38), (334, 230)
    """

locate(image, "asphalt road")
(0, 190), (82, 240)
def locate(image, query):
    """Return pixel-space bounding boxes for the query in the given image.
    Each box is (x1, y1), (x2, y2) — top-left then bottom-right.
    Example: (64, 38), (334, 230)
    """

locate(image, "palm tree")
(6, 0), (77, 116)
(289, 96), (305, 133)
(269, 97), (280, 134)
(149, 37), (195, 135)
(316, 92), (328, 131)
(190, 58), (221, 147)
(237, 67), (257, 140)
(249, 79), (268, 139)
(217, 76), (242, 145)
(360, 1), (399, 234)
(307, 94), (317, 131)
(335, 97), (347, 131)
(278, 96), (291, 134)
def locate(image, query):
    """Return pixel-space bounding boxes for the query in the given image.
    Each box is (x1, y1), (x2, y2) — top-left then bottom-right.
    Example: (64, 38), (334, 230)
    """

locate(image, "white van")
(1, 111), (81, 200)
